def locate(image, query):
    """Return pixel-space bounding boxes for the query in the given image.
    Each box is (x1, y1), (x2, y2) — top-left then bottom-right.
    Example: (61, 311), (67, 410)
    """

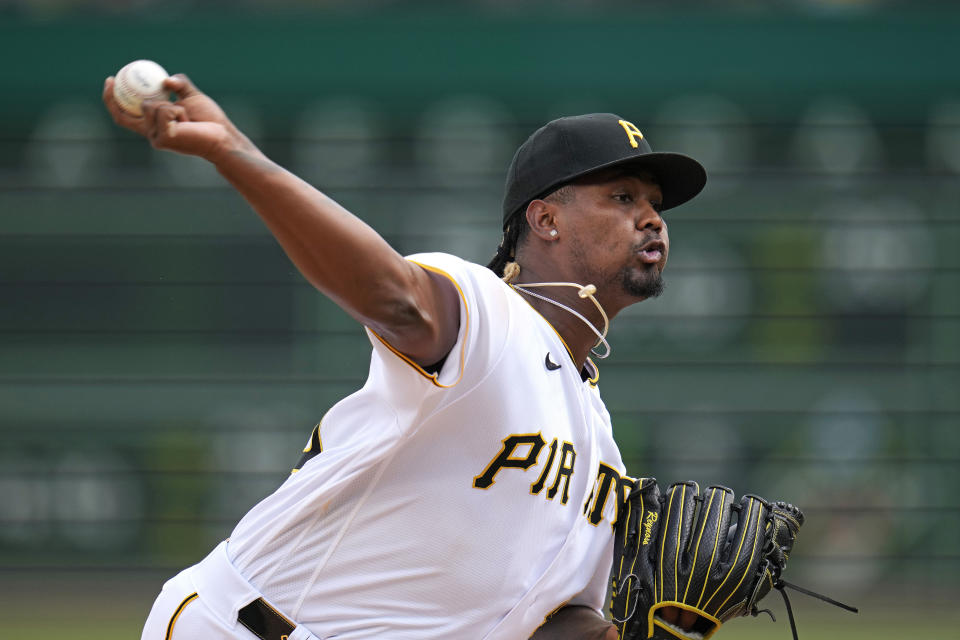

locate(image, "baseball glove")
(610, 479), (805, 640)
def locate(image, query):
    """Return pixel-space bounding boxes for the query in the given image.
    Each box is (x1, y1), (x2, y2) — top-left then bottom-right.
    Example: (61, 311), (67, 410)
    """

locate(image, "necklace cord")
(512, 281), (611, 359)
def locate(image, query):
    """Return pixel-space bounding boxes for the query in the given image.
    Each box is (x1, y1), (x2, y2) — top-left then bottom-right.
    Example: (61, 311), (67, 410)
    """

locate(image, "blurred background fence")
(1, 1), (958, 638)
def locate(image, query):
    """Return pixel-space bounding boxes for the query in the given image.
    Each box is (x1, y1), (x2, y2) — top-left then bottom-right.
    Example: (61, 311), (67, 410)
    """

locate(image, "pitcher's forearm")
(104, 73), (459, 365)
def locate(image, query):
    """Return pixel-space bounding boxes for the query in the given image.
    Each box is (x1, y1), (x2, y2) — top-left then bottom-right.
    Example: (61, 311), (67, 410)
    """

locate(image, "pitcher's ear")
(525, 199), (560, 242)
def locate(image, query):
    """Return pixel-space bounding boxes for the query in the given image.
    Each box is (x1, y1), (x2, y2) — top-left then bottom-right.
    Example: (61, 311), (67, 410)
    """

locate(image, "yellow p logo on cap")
(617, 119), (644, 148)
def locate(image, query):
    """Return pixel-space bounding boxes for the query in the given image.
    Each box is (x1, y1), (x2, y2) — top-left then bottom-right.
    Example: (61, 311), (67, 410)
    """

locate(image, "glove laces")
(610, 572), (642, 624)
(754, 579), (859, 640)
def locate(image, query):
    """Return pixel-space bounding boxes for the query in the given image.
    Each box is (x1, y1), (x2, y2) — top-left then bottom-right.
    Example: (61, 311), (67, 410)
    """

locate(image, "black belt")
(238, 597), (297, 640)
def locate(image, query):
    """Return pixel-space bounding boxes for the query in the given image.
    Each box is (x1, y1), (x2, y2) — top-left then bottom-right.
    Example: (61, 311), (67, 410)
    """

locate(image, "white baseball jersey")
(225, 252), (631, 639)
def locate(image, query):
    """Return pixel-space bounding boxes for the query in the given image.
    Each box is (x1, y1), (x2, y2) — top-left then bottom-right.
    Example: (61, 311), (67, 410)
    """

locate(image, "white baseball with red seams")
(113, 60), (169, 116)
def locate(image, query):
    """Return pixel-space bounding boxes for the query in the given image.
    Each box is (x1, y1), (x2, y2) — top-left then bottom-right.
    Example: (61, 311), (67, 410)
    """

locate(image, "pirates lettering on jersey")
(524, 438), (577, 504)
(529, 437), (558, 495)
(583, 463), (633, 530)
(474, 433), (575, 505)
(546, 441), (575, 504)
(474, 434), (629, 527)
(473, 433), (546, 489)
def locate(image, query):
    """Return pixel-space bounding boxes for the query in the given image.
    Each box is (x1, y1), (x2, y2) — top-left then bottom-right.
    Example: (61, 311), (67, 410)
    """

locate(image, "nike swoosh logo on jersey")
(545, 352), (562, 371)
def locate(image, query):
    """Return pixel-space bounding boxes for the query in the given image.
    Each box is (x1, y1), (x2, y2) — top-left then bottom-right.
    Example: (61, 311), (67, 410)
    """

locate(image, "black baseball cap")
(501, 113), (707, 228)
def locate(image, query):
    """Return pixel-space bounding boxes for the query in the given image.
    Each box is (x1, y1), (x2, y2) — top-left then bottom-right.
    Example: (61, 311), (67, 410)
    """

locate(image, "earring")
(549, 229), (558, 238)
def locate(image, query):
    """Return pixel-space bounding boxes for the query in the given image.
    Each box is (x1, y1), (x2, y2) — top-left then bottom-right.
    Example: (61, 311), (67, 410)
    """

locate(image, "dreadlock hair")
(486, 185), (575, 283)
(486, 214), (529, 283)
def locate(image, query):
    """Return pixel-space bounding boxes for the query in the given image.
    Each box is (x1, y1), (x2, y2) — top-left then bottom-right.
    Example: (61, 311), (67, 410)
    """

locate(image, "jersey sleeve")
(363, 252), (512, 408)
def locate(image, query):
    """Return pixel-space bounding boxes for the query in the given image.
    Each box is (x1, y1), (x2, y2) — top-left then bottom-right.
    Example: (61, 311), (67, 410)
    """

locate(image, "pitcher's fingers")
(164, 73), (203, 100)
(103, 76), (149, 133)
(141, 98), (182, 126)
(146, 103), (188, 147)
(660, 606), (679, 624)
(678, 609), (699, 631)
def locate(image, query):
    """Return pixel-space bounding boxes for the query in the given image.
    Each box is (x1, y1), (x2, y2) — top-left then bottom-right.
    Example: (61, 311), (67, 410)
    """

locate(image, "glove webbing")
(755, 579), (859, 640)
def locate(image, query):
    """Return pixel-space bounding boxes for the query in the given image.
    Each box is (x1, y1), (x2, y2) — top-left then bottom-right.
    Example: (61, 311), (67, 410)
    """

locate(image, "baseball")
(113, 60), (170, 116)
